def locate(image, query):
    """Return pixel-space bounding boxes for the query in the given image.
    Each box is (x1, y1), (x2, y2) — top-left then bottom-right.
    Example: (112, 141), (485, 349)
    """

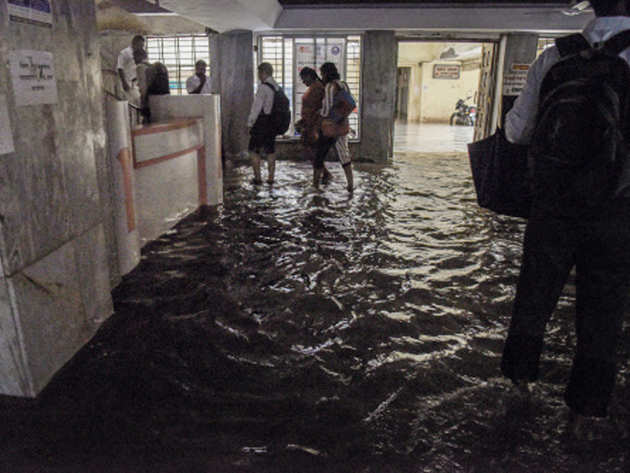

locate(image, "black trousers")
(313, 134), (336, 170)
(501, 204), (630, 416)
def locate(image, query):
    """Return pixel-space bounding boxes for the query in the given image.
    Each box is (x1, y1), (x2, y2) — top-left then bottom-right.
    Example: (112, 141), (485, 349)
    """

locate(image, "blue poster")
(8, 0), (53, 28)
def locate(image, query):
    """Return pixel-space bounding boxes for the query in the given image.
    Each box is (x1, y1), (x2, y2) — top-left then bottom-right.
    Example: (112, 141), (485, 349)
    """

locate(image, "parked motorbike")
(450, 97), (477, 126)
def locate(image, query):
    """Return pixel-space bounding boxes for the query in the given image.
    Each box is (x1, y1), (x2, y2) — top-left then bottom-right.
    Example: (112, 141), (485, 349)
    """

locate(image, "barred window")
(258, 34), (362, 140)
(146, 34), (210, 95)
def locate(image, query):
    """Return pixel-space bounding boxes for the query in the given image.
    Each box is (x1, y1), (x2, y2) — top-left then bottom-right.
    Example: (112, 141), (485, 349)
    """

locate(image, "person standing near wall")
(314, 62), (354, 192)
(134, 48), (151, 124)
(186, 60), (211, 95)
(247, 62), (280, 185)
(137, 57), (170, 124)
(501, 0), (630, 439)
(117, 35), (145, 105)
(297, 67), (333, 185)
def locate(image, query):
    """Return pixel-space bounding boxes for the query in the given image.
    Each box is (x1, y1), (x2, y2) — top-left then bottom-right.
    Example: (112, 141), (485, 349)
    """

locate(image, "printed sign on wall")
(9, 50), (58, 106)
(433, 64), (461, 80)
(8, 0), (53, 28)
(0, 95), (16, 155)
(503, 63), (530, 96)
(322, 39), (345, 78)
(296, 43), (316, 95)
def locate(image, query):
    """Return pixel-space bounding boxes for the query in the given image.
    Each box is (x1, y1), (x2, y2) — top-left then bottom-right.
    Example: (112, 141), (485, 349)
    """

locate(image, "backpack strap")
(603, 29), (630, 55)
(555, 33), (591, 57)
(262, 82), (277, 92)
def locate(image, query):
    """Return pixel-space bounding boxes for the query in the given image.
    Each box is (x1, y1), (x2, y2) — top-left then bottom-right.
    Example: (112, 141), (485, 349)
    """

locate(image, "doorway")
(394, 40), (498, 154)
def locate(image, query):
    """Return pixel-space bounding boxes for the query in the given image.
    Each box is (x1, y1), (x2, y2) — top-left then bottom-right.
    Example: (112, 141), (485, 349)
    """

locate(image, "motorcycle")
(450, 97), (477, 126)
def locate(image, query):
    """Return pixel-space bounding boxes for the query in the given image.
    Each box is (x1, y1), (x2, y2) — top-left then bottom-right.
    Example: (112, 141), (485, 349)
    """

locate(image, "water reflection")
(2, 153), (629, 472)
(394, 122), (474, 153)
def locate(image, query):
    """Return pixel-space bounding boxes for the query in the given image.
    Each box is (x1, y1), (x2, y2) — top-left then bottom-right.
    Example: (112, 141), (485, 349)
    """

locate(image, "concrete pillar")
(0, 0), (114, 397)
(499, 33), (539, 127)
(210, 30), (254, 163)
(359, 31), (397, 162)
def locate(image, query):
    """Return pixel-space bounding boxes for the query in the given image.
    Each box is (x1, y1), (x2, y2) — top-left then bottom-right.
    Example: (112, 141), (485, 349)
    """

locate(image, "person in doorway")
(117, 35), (145, 104)
(296, 67), (332, 184)
(247, 62), (279, 185)
(186, 60), (211, 95)
(314, 62), (353, 192)
(501, 0), (630, 439)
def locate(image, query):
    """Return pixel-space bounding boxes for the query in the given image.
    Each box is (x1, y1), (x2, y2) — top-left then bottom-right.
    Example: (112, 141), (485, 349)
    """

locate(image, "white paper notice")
(0, 95), (16, 155)
(9, 50), (58, 106)
(503, 63), (531, 96)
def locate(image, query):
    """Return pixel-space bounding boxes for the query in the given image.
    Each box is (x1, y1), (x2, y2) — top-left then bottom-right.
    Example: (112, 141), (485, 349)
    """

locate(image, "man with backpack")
(247, 62), (290, 185)
(501, 0), (630, 438)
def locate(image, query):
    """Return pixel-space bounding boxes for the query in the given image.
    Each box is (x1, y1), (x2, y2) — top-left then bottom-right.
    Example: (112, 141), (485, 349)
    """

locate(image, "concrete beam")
(159, 0), (283, 32)
(274, 6), (592, 33)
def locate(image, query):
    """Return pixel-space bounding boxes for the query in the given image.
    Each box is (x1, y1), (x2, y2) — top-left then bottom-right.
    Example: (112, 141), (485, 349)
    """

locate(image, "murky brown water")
(2, 153), (629, 472)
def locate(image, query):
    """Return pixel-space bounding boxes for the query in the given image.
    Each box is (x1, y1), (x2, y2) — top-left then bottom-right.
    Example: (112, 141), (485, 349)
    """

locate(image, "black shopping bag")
(468, 128), (532, 218)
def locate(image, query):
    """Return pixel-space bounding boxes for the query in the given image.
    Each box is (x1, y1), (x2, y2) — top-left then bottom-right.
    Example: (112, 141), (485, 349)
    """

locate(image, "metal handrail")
(104, 89), (143, 126)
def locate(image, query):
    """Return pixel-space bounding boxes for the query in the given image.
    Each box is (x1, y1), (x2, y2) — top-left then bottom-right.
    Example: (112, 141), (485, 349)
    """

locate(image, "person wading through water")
(314, 62), (354, 192)
(296, 67), (333, 185)
(501, 0), (630, 440)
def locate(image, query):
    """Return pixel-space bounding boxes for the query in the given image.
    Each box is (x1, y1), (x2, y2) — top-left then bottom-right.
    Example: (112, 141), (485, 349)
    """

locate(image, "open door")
(473, 43), (499, 142)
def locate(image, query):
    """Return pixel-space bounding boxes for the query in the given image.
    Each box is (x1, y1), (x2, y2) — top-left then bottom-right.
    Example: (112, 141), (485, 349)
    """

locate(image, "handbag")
(468, 128), (532, 218)
(321, 118), (350, 138)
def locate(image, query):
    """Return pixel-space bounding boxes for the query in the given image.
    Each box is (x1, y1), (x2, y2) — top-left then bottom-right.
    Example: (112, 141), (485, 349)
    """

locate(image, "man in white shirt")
(501, 0), (630, 438)
(117, 35), (145, 103)
(247, 62), (279, 184)
(186, 60), (211, 95)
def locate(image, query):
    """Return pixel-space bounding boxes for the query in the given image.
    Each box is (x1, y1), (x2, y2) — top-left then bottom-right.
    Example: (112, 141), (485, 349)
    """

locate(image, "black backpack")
(529, 30), (630, 216)
(263, 82), (291, 135)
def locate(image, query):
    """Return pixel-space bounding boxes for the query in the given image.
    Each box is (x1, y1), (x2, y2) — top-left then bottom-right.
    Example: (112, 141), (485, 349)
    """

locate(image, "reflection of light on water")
(394, 122), (475, 154)
(22, 152), (624, 473)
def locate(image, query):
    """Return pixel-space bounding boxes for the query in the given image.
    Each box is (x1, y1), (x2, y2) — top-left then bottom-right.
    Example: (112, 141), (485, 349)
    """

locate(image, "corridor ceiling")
(150, 0), (591, 33)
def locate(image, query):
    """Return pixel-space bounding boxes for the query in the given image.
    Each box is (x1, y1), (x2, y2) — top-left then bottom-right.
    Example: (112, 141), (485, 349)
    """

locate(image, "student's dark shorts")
(249, 115), (276, 156)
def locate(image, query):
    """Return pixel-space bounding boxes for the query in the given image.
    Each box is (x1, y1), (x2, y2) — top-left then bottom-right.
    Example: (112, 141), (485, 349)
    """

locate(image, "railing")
(104, 88), (143, 127)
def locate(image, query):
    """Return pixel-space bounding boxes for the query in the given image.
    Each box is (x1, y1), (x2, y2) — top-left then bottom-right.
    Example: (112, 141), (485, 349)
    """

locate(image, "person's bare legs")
(343, 163), (354, 192)
(251, 152), (262, 184)
(322, 166), (333, 184)
(313, 167), (324, 189)
(267, 153), (276, 183)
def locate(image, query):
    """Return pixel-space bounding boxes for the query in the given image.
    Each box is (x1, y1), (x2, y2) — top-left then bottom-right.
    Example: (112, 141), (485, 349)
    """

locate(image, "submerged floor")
(1, 152), (629, 472)
(394, 122), (474, 153)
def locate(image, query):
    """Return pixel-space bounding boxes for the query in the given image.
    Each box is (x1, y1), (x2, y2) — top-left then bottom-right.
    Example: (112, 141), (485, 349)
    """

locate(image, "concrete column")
(0, 0), (114, 397)
(359, 31), (397, 162)
(210, 30), (254, 163)
(499, 33), (539, 126)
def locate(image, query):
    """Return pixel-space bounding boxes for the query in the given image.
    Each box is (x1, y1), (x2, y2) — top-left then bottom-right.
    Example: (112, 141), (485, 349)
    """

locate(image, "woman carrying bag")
(313, 62), (355, 192)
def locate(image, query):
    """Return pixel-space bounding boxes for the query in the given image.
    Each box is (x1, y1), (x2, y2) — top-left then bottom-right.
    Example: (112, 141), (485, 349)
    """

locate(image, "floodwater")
(394, 122), (474, 154)
(2, 129), (630, 472)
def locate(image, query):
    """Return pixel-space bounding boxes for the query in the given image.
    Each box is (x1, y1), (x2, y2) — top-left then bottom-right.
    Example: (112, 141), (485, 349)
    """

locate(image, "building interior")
(2, 1), (629, 472)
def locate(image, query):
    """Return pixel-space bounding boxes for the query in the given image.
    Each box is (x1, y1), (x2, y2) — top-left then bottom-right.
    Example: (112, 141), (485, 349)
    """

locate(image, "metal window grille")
(146, 34), (210, 95)
(259, 34), (362, 140)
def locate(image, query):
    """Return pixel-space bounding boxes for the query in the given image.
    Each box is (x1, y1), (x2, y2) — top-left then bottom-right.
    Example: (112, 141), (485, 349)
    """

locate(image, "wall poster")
(295, 39), (346, 95)
(503, 63), (530, 96)
(8, 0), (53, 28)
(9, 50), (58, 107)
(0, 95), (16, 155)
(295, 43), (316, 95)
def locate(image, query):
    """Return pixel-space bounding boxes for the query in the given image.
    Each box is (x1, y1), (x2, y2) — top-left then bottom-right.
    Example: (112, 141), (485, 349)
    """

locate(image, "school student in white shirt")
(247, 62), (279, 184)
(117, 35), (145, 103)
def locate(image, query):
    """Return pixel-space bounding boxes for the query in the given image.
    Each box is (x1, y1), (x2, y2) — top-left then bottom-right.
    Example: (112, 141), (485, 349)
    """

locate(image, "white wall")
(420, 61), (480, 123)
